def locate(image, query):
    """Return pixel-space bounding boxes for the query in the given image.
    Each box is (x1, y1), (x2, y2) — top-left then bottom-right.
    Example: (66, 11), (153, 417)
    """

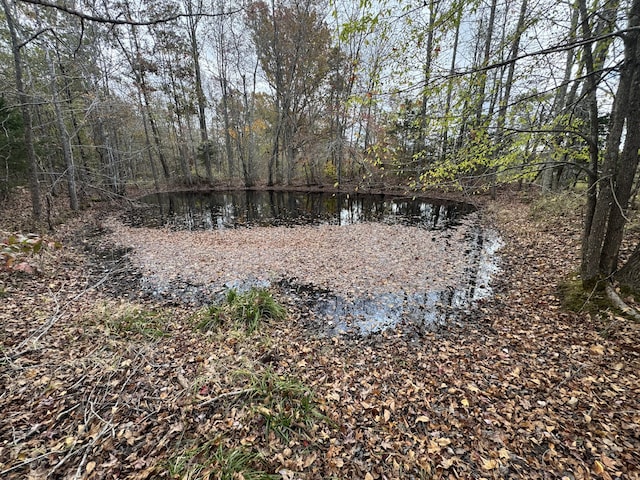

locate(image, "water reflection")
(127, 190), (475, 230)
(284, 228), (502, 337)
(125, 190), (501, 337)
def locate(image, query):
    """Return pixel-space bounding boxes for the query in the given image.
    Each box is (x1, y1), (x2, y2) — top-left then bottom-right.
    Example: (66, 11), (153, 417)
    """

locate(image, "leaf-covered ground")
(1, 192), (639, 479)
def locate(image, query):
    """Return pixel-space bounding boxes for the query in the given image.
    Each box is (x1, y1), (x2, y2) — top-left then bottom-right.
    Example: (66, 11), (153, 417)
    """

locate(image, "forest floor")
(1, 190), (639, 479)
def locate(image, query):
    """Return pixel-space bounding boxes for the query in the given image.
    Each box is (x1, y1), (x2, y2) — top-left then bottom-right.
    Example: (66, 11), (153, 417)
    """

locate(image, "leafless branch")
(17, 0), (244, 26)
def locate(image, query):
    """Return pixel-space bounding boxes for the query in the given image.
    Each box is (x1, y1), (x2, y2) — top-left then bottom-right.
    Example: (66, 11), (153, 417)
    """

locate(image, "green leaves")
(1, 232), (61, 273)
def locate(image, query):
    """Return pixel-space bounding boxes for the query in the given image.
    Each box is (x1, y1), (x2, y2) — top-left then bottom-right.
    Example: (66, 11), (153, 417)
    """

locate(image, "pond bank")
(1, 192), (639, 479)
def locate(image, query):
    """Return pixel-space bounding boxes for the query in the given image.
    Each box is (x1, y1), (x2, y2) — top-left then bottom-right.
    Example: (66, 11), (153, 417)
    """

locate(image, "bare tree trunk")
(136, 89), (161, 193)
(474, 0), (498, 123)
(118, 20), (171, 180)
(186, 0), (213, 183)
(582, 0), (640, 287)
(417, 0), (439, 153)
(220, 75), (235, 181)
(440, 6), (461, 162)
(47, 50), (78, 211)
(2, 0), (41, 220)
(495, 0), (527, 136)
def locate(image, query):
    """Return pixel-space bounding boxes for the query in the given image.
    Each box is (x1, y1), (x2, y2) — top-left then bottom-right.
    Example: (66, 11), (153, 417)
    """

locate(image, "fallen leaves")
(0, 193), (639, 479)
(104, 213), (485, 299)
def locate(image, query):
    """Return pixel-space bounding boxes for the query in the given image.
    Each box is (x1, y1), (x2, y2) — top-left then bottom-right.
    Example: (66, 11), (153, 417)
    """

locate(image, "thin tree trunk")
(441, 6), (461, 162)
(474, 0), (498, 123)
(579, 0), (605, 281)
(47, 51), (78, 211)
(186, 1), (213, 183)
(2, 0), (41, 220)
(582, 0), (640, 287)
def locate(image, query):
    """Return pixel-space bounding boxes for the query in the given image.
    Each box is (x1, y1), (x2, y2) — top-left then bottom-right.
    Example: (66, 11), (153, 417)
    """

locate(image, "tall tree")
(2, 0), (41, 219)
(247, 0), (332, 185)
(582, 0), (640, 288)
(185, 0), (214, 182)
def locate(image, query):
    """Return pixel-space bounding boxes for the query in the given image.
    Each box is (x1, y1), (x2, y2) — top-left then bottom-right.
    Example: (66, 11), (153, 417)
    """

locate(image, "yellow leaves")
(86, 461), (96, 475)
(590, 344), (605, 355)
(593, 460), (613, 480)
(481, 457), (498, 470)
(256, 406), (272, 416)
(436, 437), (452, 447)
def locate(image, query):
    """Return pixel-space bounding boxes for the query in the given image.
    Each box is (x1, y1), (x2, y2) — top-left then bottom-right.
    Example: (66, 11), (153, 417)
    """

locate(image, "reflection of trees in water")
(306, 229), (500, 337)
(131, 190), (474, 230)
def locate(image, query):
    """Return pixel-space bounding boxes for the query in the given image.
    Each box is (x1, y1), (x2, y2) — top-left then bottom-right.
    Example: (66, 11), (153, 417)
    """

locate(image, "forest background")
(3, 0), (640, 288)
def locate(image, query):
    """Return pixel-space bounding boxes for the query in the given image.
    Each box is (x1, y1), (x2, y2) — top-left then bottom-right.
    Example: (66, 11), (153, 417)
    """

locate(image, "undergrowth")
(165, 368), (327, 478)
(236, 368), (329, 442)
(93, 301), (170, 339)
(166, 442), (278, 480)
(558, 274), (610, 315)
(195, 288), (287, 333)
(528, 190), (585, 221)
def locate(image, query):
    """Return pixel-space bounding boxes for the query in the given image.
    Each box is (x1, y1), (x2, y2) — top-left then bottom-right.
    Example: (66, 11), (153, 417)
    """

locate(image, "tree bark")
(186, 0), (213, 183)
(581, 0), (640, 287)
(47, 50), (78, 211)
(2, 0), (42, 220)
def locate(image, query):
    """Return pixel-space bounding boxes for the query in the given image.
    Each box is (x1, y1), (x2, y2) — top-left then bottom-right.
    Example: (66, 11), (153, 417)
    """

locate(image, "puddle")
(121, 190), (501, 336)
(126, 190), (475, 230)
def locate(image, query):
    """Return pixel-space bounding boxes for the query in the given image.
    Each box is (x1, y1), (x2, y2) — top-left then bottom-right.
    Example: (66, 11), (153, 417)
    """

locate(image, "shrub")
(1, 232), (61, 273)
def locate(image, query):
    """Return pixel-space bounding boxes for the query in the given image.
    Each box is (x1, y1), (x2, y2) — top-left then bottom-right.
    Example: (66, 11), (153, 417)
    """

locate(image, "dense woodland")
(2, 0), (640, 289)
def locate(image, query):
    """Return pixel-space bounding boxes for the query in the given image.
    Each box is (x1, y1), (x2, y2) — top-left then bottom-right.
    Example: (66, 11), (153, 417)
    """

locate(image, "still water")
(127, 190), (499, 336)
(127, 190), (475, 230)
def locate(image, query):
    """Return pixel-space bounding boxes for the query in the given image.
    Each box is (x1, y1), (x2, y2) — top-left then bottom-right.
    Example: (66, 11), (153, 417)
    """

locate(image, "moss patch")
(557, 274), (611, 315)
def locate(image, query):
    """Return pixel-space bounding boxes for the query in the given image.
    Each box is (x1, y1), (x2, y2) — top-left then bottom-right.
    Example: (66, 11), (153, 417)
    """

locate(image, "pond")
(126, 190), (475, 230)
(124, 190), (501, 336)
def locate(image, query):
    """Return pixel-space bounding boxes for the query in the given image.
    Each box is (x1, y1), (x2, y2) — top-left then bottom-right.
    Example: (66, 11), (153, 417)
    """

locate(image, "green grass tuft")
(96, 302), (169, 339)
(196, 288), (287, 333)
(236, 368), (329, 442)
(166, 442), (279, 480)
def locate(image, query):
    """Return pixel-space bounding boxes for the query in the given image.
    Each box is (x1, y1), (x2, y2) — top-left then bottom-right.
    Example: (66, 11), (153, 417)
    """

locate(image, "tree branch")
(17, 0), (244, 26)
(503, 126), (597, 151)
(16, 27), (54, 49)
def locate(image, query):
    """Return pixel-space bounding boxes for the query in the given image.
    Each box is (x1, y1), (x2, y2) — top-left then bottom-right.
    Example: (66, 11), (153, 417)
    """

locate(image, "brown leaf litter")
(0, 193), (639, 479)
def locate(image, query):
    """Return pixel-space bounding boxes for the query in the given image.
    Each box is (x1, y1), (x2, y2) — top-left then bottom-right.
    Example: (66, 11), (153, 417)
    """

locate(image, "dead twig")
(606, 284), (640, 322)
(197, 388), (255, 407)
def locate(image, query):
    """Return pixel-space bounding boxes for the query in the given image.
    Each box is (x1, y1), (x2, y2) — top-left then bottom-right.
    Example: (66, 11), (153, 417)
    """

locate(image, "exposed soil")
(1, 191), (639, 479)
